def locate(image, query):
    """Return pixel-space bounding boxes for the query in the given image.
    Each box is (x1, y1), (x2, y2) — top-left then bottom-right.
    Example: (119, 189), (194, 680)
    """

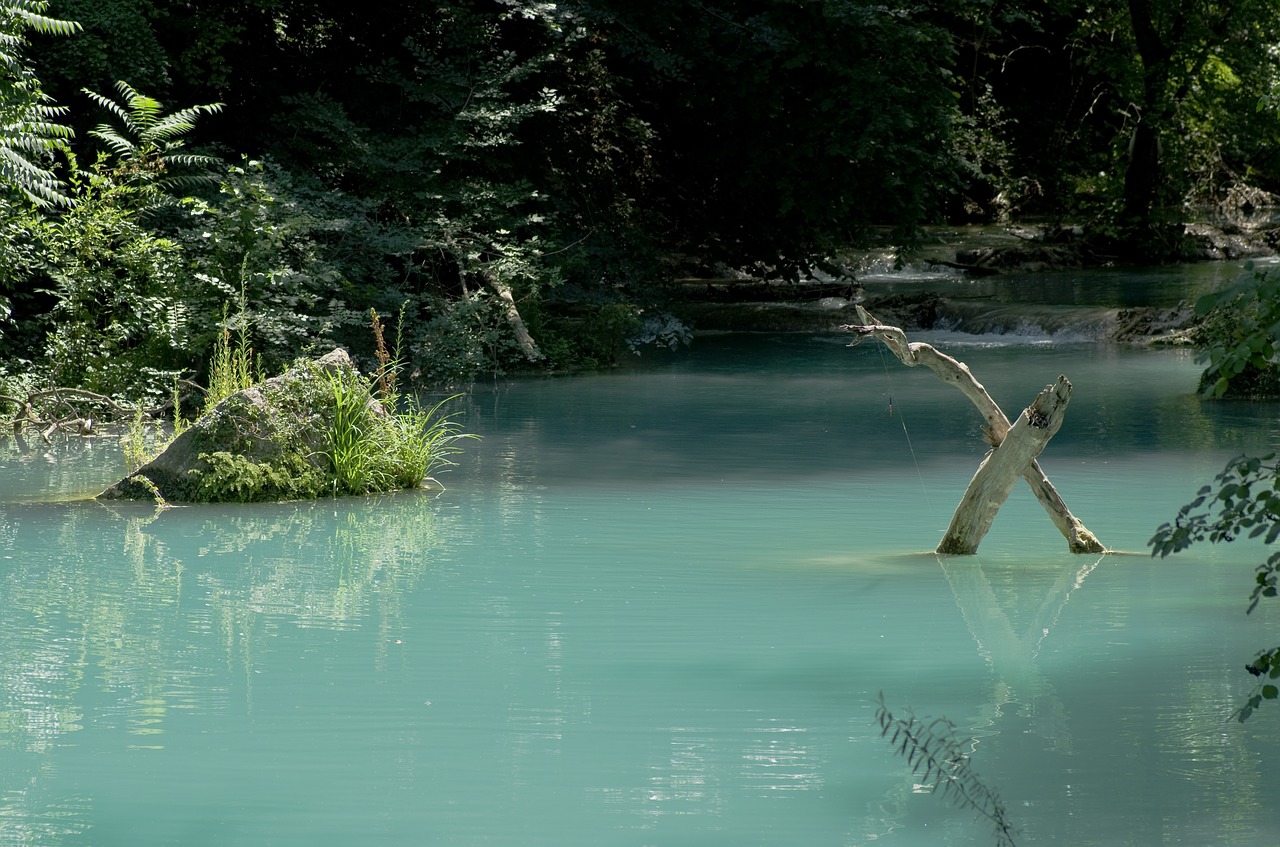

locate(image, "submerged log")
(846, 306), (1104, 555)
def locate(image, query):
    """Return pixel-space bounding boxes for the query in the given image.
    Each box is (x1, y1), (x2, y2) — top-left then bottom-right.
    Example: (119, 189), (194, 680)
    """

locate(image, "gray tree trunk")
(847, 307), (1105, 555)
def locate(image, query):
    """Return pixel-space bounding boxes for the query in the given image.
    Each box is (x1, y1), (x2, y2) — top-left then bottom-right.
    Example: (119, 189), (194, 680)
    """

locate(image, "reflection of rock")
(947, 223), (1278, 270)
(955, 241), (1086, 274)
(99, 349), (372, 502)
(861, 292), (948, 330)
(1184, 222), (1279, 261)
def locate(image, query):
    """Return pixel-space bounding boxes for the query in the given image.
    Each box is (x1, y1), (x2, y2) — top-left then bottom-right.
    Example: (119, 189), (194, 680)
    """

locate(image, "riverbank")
(666, 222), (1277, 342)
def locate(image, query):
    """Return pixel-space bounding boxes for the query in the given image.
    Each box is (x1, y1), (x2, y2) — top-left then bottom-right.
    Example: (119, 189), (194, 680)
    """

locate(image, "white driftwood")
(847, 306), (1104, 554)
(481, 267), (544, 362)
(937, 376), (1069, 554)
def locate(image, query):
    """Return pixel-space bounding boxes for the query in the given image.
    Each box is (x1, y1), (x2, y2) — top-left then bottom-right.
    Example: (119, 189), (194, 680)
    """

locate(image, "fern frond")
(146, 103), (222, 144)
(4, 133), (66, 155)
(75, 79), (223, 198)
(11, 115), (74, 138)
(156, 152), (222, 170)
(1, 1), (78, 206)
(8, 1), (82, 38)
(25, 100), (71, 120)
(87, 125), (137, 158)
(81, 85), (136, 135)
(126, 97), (163, 133)
(0, 145), (71, 207)
(143, 118), (196, 145)
(0, 32), (21, 60)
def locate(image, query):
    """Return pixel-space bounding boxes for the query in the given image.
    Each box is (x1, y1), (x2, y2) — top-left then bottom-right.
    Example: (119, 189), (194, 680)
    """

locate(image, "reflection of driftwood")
(846, 306), (1104, 555)
(940, 556), (1106, 750)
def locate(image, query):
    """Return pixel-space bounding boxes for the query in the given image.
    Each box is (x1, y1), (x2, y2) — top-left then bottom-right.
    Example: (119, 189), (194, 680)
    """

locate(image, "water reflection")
(740, 720), (823, 794)
(941, 553), (1105, 750)
(458, 338), (1272, 494)
(0, 491), (451, 843)
(0, 435), (124, 502)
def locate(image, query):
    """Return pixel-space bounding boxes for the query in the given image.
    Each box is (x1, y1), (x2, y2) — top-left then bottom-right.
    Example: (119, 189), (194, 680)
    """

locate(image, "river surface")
(3, 266), (1280, 846)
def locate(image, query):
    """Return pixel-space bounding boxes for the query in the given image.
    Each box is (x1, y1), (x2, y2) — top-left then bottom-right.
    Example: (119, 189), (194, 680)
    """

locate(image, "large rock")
(100, 349), (380, 502)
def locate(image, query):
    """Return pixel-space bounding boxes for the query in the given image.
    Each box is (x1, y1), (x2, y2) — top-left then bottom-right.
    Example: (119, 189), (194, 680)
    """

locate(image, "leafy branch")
(0, 0), (81, 207)
(1192, 267), (1280, 398)
(1150, 452), (1280, 720)
(876, 694), (1017, 847)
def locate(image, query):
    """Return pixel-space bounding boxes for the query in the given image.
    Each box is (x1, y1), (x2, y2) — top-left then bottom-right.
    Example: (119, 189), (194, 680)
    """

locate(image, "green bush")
(1192, 267), (1280, 399)
(36, 162), (194, 397)
(414, 292), (520, 384)
(179, 159), (380, 372)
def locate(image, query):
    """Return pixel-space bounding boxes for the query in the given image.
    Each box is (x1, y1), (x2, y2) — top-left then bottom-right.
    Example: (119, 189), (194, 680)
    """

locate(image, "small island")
(100, 348), (469, 504)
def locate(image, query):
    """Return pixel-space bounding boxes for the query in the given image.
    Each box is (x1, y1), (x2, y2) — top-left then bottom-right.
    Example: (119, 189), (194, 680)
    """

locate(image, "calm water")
(4, 326), (1280, 846)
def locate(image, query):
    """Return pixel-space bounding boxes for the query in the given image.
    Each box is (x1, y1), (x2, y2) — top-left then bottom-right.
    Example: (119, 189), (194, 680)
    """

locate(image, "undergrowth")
(324, 308), (474, 496)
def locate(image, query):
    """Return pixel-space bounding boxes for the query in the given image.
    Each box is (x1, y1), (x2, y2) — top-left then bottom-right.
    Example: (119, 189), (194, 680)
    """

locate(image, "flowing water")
(4, 265), (1280, 847)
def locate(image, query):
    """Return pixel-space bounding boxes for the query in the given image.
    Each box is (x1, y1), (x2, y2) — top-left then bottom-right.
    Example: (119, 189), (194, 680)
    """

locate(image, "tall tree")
(1115, 0), (1280, 235)
(566, 0), (960, 277)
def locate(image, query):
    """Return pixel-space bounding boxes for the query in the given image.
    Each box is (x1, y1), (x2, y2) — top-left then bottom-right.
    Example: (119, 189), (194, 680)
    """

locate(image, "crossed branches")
(846, 307), (1104, 555)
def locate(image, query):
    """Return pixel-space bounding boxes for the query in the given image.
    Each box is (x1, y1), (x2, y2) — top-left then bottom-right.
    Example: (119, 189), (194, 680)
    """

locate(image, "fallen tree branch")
(480, 266), (544, 362)
(2, 385), (194, 443)
(845, 306), (1104, 554)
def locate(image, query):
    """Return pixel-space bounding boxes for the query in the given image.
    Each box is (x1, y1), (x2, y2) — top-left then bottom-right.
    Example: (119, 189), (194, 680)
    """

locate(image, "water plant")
(875, 694), (1017, 847)
(204, 296), (256, 414)
(323, 308), (475, 496)
(324, 364), (394, 495)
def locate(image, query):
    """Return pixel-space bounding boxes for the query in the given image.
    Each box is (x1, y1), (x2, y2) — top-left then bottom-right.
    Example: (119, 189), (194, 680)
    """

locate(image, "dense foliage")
(2, 0), (1280, 399)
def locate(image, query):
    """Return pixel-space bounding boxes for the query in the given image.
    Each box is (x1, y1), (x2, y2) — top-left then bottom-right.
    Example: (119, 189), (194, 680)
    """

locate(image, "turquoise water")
(3, 332), (1280, 846)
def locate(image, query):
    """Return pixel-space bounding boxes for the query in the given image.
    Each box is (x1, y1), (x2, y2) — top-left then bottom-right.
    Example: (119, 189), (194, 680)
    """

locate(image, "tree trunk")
(1120, 0), (1177, 233)
(1121, 121), (1162, 227)
(848, 307), (1104, 555)
(480, 267), (543, 362)
(937, 377), (1070, 554)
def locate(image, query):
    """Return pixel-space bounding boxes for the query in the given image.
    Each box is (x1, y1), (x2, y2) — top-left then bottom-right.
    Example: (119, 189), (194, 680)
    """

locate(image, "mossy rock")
(100, 349), (380, 502)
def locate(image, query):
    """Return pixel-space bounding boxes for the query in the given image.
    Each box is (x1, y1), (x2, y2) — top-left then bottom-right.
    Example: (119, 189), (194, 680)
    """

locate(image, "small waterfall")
(857, 259), (1233, 344)
(934, 302), (1118, 342)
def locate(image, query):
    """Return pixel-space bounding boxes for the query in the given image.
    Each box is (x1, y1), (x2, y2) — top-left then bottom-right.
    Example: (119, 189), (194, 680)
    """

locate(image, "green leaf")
(1195, 292), (1223, 316)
